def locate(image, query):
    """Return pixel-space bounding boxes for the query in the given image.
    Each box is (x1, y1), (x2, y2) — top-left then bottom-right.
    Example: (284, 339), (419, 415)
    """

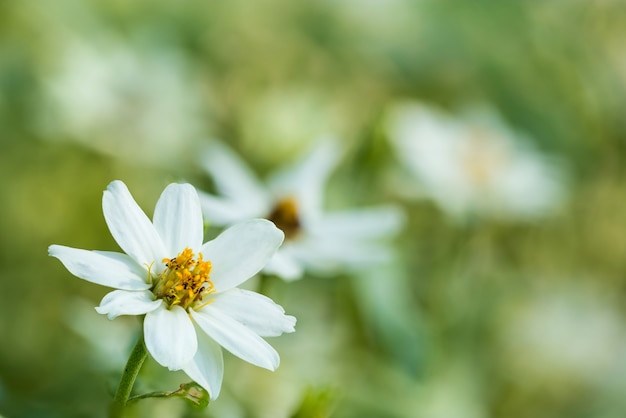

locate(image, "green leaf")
(176, 382), (210, 409)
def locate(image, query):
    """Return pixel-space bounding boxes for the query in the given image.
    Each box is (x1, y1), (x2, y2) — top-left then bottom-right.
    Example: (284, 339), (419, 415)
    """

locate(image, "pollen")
(152, 247), (215, 310)
(268, 196), (301, 239)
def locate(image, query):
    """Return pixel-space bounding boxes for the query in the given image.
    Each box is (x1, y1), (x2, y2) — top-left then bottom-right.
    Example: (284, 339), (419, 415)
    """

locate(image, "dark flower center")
(267, 197), (301, 240)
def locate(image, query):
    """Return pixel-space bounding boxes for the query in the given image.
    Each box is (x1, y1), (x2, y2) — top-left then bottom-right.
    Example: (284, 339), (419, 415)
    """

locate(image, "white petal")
(102, 180), (167, 268)
(290, 238), (396, 274)
(49, 245), (150, 290)
(210, 289), (296, 336)
(332, 242), (397, 267)
(268, 138), (341, 218)
(182, 327), (224, 400)
(262, 248), (304, 281)
(196, 190), (262, 226)
(191, 306), (279, 370)
(144, 305), (198, 370)
(200, 141), (269, 212)
(153, 183), (204, 255)
(200, 219), (284, 292)
(95, 290), (162, 320)
(309, 205), (405, 239)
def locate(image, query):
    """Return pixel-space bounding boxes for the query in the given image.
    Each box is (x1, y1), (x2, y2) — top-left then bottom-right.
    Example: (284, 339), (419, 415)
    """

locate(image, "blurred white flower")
(386, 102), (566, 220)
(50, 180), (295, 400)
(41, 37), (206, 165)
(498, 284), (625, 385)
(197, 140), (404, 280)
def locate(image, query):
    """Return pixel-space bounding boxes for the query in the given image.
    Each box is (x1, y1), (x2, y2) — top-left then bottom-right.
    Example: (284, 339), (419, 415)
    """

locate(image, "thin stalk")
(109, 334), (148, 418)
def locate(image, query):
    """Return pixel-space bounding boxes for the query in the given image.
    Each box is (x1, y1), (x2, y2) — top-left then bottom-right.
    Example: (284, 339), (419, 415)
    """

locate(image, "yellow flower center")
(267, 196), (301, 240)
(463, 129), (506, 187)
(152, 247), (215, 310)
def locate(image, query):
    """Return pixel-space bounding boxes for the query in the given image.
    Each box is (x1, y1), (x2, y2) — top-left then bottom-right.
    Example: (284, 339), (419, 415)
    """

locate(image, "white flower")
(386, 102), (566, 220)
(498, 284), (625, 384)
(196, 140), (404, 281)
(41, 36), (205, 165)
(49, 180), (296, 400)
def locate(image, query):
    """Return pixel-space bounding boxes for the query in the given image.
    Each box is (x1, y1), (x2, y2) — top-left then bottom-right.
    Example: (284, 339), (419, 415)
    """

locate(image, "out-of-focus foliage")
(1, 0), (626, 417)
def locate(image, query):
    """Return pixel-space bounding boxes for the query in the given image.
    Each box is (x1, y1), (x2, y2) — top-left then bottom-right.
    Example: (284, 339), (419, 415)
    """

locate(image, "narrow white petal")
(182, 327), (224, 400)
(210, 289), (296, 337)
(49, 245), (150, 290)
(191, 307), (279, 370)
(95, 290), (162, 320)
(144, 305), (197, 370)
(102, 180), (166, 267)
(153, 183), (204, 255)
(200, 219), (284, 292)
(268, 139), (341, 217)
(262, 248), (304, 281)
(285, 240), (331, 273)
(290, 238), (396, 274)
(200, 141), (269, 212)
(309, 205), (405, 239)
(196, 190), (262, 226)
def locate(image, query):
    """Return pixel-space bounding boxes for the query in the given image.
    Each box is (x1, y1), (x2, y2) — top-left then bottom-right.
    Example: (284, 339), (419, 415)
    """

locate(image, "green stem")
(109, 334), (148, 418)
(128, 390), (171, 402)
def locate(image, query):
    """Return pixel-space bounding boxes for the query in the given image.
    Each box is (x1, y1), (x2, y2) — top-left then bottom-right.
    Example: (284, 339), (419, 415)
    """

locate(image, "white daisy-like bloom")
(49, 180), (296, 400)
(497, 283), (626, 384)
(386, 102), (566, 220)
(41, 36), (205, 165)
(196, 140), (404, 281)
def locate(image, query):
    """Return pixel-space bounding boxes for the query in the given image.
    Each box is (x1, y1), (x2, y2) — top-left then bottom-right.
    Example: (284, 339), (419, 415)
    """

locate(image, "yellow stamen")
(152, 247), (215, 310)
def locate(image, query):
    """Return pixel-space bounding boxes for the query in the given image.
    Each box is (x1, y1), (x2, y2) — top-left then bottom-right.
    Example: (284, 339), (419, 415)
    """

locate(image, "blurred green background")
(2, 0), (626, 417)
